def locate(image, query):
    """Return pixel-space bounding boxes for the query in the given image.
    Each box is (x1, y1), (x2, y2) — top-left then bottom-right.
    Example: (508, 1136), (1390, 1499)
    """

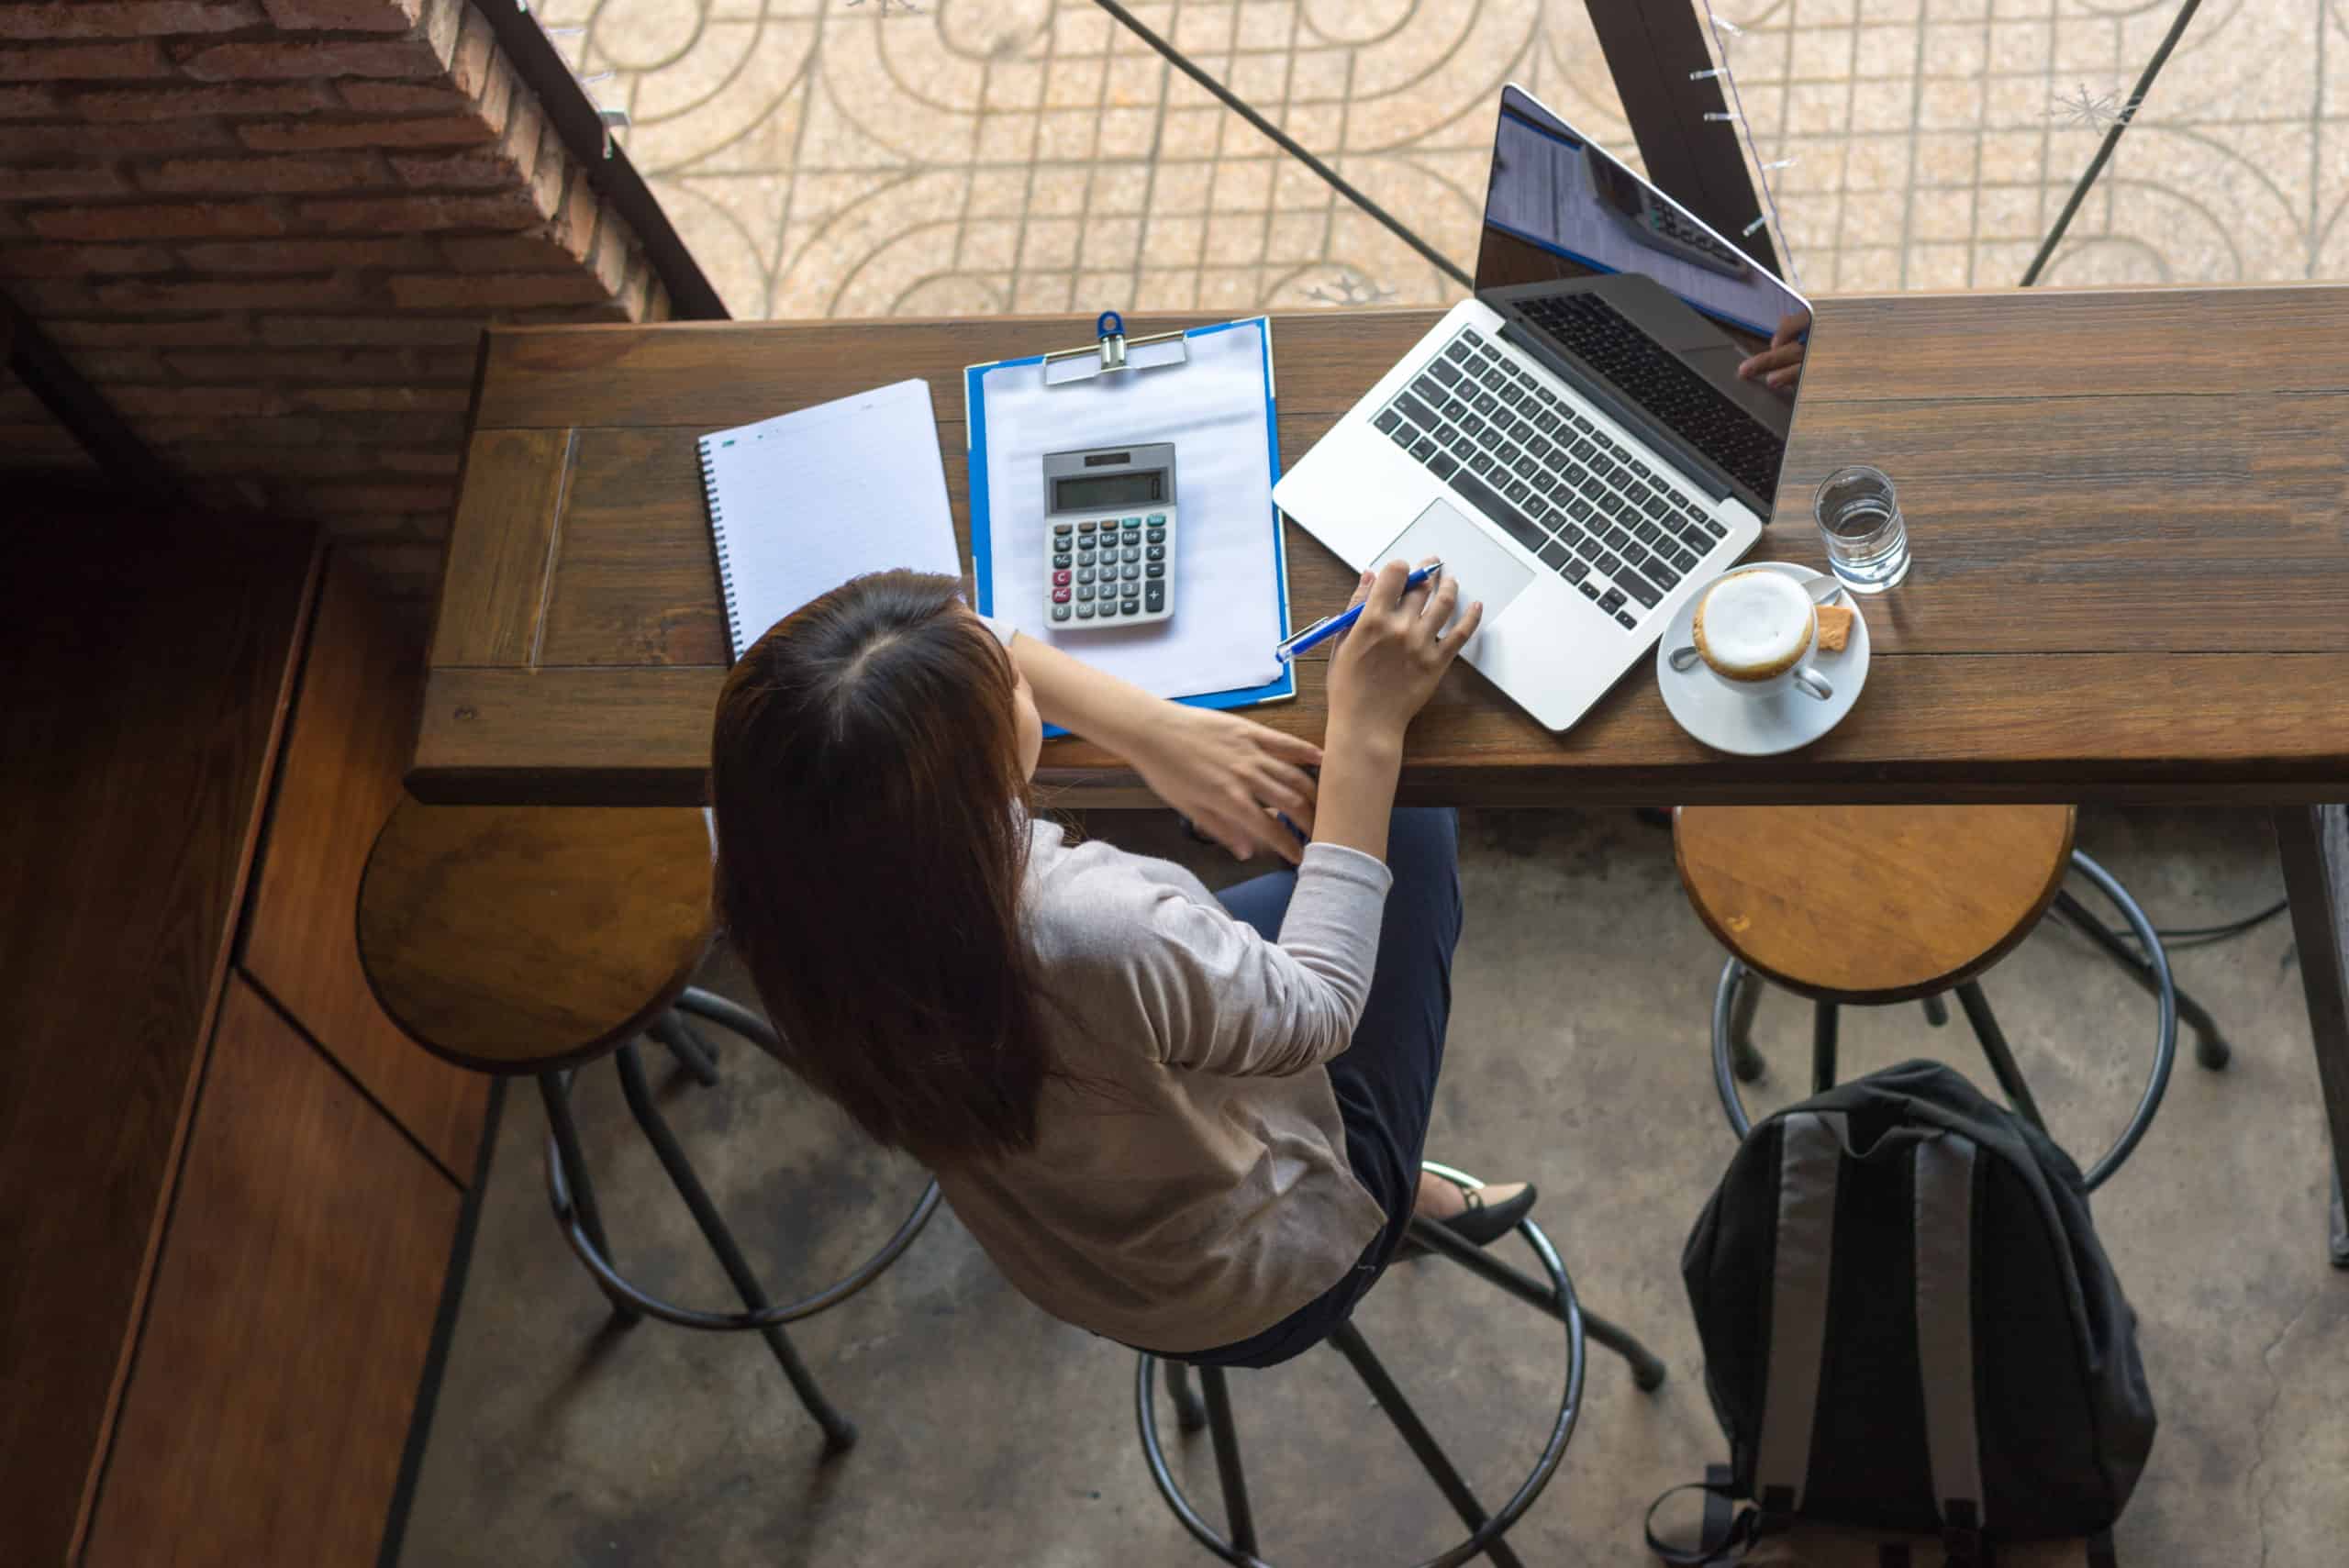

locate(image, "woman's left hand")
(1126, 704), (1324, 864)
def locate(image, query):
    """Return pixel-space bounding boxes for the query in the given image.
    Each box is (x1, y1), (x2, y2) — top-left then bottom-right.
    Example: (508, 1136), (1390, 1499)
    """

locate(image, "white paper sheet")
(699, 378), (961, 659)
(977, 321), (1284, 700)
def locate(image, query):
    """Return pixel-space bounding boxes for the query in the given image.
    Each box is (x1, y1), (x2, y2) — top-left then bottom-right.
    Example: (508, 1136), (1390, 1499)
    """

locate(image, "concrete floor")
(396, 806), (2348, 1566)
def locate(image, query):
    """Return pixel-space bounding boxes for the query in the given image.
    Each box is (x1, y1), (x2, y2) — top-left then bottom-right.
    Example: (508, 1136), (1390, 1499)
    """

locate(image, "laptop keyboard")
(1513, 292), (1785, 501)
(1374, 326), (1731, 631)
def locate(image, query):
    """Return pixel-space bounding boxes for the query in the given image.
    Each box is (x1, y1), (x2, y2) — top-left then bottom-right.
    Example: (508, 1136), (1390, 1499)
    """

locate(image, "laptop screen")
(1473, 85), (1810, 516)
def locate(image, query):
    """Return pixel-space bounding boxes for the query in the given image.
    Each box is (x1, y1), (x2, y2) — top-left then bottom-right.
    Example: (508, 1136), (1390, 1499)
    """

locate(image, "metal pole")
(2020, 0), (2201, 286)
(538, 1071), (643, 1326)
(613, 1044), (857, 1451)
(1954, 982), (2049, 1134)
(1197, 1365), (1258, 1558)
(1329, 1322), (1527, 1568)
(1728, 965), (1766, 1083)
(2049, 889), (2231, 1070)
(1165, 1360), (1208, 1432)
(650, 1010), (721, 1086)
(1402, 1216), (1666, 1390)
(1085, 0), (1472, 289)
(1811, 1000), (1839, 1095)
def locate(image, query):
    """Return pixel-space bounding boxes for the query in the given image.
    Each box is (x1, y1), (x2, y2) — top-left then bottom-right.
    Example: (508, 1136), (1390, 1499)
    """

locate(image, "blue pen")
(1273, 560), (1443, 663)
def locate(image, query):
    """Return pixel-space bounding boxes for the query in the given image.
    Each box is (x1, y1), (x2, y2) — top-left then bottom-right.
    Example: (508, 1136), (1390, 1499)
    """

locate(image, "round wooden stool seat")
(358, 799), (716, 1073)
(1673, 804), (2077, 1004)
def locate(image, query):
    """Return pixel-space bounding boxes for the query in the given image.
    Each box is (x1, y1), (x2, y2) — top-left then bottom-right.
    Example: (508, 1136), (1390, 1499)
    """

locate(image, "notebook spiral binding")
(700, 439), (744, 653)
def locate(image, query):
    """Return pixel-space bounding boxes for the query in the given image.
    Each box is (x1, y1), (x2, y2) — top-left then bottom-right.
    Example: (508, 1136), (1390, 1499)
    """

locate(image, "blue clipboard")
(965, 314), (1295, 738)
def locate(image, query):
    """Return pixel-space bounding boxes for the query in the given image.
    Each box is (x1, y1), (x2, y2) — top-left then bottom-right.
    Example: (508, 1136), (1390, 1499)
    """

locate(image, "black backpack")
(1649, 1061), (2156, 1565)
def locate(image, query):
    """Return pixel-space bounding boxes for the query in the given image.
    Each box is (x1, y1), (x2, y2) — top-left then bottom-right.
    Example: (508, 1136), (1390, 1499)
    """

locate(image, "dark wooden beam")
(2, 287), (183, 504)
(1581, 0), (1781, 278)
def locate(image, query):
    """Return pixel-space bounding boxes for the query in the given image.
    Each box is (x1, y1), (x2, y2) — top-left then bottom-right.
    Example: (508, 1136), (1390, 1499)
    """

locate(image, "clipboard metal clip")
(1041, 309), (1191, 386)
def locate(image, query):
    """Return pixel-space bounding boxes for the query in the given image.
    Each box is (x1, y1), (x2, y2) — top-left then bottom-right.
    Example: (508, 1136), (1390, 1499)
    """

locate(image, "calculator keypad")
(1050, 509), (1173, 628)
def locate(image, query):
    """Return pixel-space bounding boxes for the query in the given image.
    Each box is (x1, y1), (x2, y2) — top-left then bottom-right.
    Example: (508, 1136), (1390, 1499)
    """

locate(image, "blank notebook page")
(699, 378), (963, 659)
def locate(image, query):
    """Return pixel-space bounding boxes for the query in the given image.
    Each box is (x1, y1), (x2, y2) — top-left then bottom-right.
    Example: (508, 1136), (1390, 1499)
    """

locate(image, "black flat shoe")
(1397, 1182), (1538, 1260)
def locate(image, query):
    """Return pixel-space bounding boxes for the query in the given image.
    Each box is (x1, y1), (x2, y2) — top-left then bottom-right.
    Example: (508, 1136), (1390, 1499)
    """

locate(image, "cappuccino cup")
(1691, 570), (1833, 701)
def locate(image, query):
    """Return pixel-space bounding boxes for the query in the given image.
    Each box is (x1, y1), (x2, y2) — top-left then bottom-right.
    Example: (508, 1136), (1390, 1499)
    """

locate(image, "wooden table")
(417, 293), (2349, 1262)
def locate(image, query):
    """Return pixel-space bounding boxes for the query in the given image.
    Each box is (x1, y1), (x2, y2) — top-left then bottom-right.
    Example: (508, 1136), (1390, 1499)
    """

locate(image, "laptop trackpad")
(1375, 498), (1537, 635)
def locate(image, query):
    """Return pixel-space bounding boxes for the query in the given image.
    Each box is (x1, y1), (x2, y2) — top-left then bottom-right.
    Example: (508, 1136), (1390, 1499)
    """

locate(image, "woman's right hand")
(1325, 559), (1483, 748)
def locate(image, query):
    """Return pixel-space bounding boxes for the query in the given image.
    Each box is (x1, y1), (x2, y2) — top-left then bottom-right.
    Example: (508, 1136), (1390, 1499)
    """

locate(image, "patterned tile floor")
(1714, 0), (2349, 294)
(533, 0), (2349, 318)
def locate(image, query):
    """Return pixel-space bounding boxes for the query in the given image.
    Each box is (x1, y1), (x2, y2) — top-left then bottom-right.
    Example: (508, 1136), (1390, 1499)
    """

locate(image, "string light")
(1308, 269), (1397, 307)
(2052, 82), (2133, 131)
(1698, 3), (1801, 285)
(523, 5), (629, 157)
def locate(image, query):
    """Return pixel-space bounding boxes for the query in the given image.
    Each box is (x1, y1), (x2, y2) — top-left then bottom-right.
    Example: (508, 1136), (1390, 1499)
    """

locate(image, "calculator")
(1042, 443), (1175, 628)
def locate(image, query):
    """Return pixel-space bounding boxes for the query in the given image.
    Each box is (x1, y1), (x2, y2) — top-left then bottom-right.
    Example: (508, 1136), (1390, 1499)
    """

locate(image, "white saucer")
(1654, 562), (1870, 757)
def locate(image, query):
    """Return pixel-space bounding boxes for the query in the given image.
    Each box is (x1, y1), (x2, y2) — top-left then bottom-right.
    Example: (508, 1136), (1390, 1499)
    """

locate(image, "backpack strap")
(1702, 1463), (1735, 1548)
(1913, 1134), (1987, 1561)
(1754, 1110), (1844, 1513)
(1642, 1481), (1790, 1565)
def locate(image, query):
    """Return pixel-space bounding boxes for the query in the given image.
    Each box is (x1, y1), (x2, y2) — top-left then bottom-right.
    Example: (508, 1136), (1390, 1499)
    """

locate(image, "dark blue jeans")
(1179, 806), (1463, 1369)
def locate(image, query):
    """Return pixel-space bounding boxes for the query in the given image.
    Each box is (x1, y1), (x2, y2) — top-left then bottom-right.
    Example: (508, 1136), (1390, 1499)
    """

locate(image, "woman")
(709, 560), (1531, 1366)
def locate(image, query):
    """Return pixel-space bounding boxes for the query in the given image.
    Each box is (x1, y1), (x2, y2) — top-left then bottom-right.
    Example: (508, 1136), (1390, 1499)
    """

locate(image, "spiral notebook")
(697, 378), (962, 659)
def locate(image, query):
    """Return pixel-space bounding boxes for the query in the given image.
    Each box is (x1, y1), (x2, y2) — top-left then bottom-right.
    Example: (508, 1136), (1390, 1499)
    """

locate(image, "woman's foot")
(1400, 1174), (1537, 1257)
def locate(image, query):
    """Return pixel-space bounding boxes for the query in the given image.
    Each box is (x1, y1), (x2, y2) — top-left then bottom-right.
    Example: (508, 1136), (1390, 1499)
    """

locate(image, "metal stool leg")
(2334, 1165), (2348, 1270)
(1166, 1359), (1208, 1432)
(671, 989), (728, 1063)
(1196, 1365), (1258, 1560)
(1954, 981), (2049, 1133)
(650, 1010), (720, 1087)
(2050, 889), (2232, 1070)
(537, 1071), (643, 1328)
(1811, 1000), (1839, 1094)
(612, 1044), (857, 1452)
(1403, 1215), (1667, 1391)
(1330, 1321), (1527, 1568)
(1921, 993), (1950, 1028)
(1728, 966), (1765, 1083)
(1582, 1308), (1669, 1393)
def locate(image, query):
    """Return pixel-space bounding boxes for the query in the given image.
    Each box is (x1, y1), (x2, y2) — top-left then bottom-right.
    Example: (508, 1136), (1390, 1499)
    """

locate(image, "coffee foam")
(1693, 570), (1813, 681)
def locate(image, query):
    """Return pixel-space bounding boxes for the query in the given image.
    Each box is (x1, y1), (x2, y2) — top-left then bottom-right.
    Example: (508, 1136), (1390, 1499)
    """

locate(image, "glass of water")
(1813, 464), (1910, 593)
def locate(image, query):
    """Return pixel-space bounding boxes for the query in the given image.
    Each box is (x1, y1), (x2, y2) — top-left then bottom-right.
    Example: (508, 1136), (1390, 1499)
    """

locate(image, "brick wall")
(0, 0), (672, 598)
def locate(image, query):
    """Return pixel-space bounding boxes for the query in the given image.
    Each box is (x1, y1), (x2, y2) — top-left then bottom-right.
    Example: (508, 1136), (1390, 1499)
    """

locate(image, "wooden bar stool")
(1136, 1162), (1666, 1568)
(1675, 805), (2231, 1191)
(357, 799), (938, 1453)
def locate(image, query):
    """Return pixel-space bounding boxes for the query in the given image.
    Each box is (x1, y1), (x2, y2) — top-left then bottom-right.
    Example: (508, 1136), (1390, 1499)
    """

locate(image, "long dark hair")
(710, 571), (1049, 1161)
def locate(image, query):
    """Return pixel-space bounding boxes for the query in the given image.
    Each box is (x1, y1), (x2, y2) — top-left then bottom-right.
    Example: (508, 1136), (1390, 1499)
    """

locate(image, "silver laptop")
(1272, 84), (1813, 732)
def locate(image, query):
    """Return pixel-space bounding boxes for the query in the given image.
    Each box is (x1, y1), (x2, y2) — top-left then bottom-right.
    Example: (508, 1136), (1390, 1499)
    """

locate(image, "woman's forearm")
(1006, 628), (1329, 863)
(1309, 724), (1399, 863)
(1014, 628), (1398, 861)
(1003, 629), (1154, 752)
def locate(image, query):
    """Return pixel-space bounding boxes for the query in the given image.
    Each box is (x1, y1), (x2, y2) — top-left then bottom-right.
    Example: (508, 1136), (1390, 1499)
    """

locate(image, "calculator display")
(1052, 471), (1163, 511)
